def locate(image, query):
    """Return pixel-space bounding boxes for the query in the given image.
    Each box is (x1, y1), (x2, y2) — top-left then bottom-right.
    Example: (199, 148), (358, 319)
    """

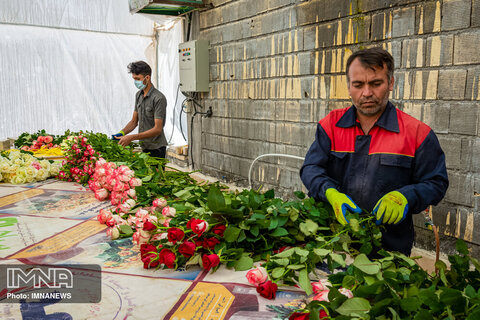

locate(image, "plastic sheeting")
(0, 0), (187, 146)
(155, 19), (188, 146)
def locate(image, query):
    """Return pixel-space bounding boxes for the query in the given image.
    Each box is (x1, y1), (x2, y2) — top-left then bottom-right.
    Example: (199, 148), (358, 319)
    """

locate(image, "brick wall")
(190, 0), (480, 254)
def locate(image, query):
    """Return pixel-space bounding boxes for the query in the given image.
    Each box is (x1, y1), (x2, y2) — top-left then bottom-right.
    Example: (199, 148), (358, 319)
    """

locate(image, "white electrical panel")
(179, 40), (209, 92)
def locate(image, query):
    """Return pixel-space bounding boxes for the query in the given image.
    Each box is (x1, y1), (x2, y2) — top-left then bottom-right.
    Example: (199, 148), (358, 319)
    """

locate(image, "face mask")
(134, 79), (146, 90)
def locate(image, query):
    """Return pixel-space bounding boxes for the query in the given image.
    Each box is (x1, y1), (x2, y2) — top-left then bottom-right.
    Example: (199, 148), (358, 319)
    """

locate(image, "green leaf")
(298, 268), (313, 295)
(294, 191), (305, 199)
(470, 256), (480, 272)
(185, 254), (201, 268)
(264, 189), (275, 199)
(118, 225), (133, 235)
(413, 310), (433, 320)
(295, 247), (310, 257)
(465, 285), (477, 298)
(330, 253), (346, 267)
(342, 275), (356, 289)
(336, 297), (371, 316)
(141, 175), (153, 182)
(287, 264), (305, 270)
(250, 225), (259, 237)
(270, 227), (289, 237)
(273, 248), (295, 258)
(268, 217), (279, 230)
(299, 219), (319, 236)
(250, 213), (266, 220)
(208, 186), (226, 212)
(271, 267), (285, 278)
(224, 226), (241, 242)
(234, 256), (253, 271)
(456, 239), (469, 255)
(353, 254), (381, 275)
(274, 258), (290, 266)
(313, 248), (330, 257)
(400, 297), (421, 312)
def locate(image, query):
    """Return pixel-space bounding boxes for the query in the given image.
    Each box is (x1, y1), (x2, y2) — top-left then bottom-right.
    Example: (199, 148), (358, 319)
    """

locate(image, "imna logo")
(7, 267), (73, 289)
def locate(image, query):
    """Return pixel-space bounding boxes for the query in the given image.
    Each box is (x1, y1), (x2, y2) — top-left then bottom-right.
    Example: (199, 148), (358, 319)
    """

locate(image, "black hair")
(127, 61), (152, 76)
(346, 47), (394, 82)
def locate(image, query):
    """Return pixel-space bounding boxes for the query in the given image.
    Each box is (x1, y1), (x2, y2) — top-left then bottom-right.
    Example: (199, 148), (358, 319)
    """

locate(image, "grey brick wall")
(188, 0), (480, 254)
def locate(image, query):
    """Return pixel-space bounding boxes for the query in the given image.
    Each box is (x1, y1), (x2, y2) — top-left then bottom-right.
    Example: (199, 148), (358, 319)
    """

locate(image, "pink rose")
(133, 229), (151, 245)
(151, 233), (168, 241)
(106, 226), (120, 240)
(312, 290), (330, 302)
(246, 267), (268, 287)
(339, 287), (353, 298)
(94, 188), (109, 201)
(129, 178), (142, 187)
(135, 208), (149, 219)
(311, 279), (331, 294)
(161, 206), (176, 217)
(96, 209), (109, 224)
(152, 197), (167, 209)
(44, 136), (53, 144)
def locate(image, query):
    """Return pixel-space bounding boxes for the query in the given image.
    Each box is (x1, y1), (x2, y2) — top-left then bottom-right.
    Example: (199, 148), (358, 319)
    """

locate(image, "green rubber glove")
(372, 191), (408, 225)
(325, 188), (362, 225)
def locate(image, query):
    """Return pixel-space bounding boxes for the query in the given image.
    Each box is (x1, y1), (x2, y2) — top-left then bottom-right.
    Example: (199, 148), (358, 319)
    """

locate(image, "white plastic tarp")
(0, 0), (186, 146)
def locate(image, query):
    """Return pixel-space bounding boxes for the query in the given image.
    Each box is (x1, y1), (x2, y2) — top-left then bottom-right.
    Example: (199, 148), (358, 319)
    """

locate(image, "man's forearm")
(129, 127), (163, 141)
(121, 121), (137, 135)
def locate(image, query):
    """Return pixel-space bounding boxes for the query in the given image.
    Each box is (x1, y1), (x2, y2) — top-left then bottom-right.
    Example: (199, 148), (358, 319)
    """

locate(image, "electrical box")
(179, 40), (209, 92)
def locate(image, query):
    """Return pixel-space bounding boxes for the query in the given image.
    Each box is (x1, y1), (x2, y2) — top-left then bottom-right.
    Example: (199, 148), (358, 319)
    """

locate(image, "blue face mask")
(134, 79), (146, 90)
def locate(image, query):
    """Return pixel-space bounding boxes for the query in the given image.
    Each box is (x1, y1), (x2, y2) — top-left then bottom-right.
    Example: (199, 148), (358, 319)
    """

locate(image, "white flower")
(0, 160), (10, 173)
(12, 175), (26, 184)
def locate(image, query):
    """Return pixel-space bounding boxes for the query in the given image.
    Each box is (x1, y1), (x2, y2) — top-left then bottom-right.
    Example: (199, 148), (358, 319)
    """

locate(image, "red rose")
(167, 227), (185, 244)
(211, 225), (226, 237)
(256, 280), (278, 299)
(319, 310), (328, 319)
(143, 220), (157, 231)
(159, 249), (176, 268)
(187, 218), (209, 236)
(140, 244), (157, 258)
(289, 312), (309, 320)
(202, 254), (220, 271)
(203, 237), (220, 250)
(141, 253), (159, 269)
(193, 237), (203, 248)
(178, 241), (197, 258)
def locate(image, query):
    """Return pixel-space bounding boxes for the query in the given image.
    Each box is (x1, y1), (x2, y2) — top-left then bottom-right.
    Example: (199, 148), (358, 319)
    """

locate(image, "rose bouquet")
(0, 150), (61, 184)
(57, 134), (100, 184)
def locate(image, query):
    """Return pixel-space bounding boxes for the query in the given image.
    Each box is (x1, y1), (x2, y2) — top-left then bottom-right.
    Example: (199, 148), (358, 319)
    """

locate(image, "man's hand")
(325, 188), (362, 225)
(117, 135), (135, 147)
(373, 191), (408, 225)
(111, 131), (125, 140)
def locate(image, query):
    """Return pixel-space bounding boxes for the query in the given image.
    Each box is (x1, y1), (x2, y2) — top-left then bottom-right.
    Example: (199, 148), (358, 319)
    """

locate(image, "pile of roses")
(57, 135), (100, 185)
(88, 158), (142, 212)
(0, 150), (61, 184)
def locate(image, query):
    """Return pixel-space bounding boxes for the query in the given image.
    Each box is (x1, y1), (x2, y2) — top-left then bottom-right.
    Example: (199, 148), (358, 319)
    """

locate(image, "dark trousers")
(143, 146), (166, 158)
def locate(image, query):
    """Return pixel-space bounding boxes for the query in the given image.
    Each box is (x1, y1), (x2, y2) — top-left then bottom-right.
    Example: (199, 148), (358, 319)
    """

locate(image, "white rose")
(25, 166), (37, 178)
(40, 160), (51, 171)
(12, 175), (26, 184)
(0, 160), (10, 173)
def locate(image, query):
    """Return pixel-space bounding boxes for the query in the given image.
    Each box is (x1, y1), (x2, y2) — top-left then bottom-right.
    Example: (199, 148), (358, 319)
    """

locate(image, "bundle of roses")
(88, 158), (143, 213)
(135, 208), (227, 272)
(20, 135), (57, 152)
(57, 135), (100, 185)
(0, 150), (61, 184)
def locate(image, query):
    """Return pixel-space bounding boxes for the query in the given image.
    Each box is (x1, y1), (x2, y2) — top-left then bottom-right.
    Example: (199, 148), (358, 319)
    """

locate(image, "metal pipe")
(248, 153), (305, 189)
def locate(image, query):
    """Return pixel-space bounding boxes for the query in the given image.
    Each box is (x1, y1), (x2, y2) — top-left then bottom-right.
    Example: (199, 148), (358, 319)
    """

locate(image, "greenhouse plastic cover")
(0, 0), (187, 146)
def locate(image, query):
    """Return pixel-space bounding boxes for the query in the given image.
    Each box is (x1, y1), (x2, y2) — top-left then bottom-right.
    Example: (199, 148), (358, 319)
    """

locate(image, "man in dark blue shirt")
(300, 47), (448, 255)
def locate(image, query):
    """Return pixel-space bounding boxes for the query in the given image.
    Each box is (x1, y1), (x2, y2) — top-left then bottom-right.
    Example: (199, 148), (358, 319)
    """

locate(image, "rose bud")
(202, 254), (220, 271)
(311, 279), (331, 294)
(141, 253), (159, 269)
(143, 220), (157, 231)
(211, 225), (226, 237)
(187, 218), (209, 236)
(339, 287), (353, 298)
(203, 237), (220, 250)
(256, 280), (278, 299)
(246, 266), (268, 287)
(140, 244), (158, 258)
(288, 312), (310, 320)
(167, 227), (185, 244)
(161, 206), (176, 217)
(152, 197), (167, 209)
(159, 249), (176, 269)
(312, 290), (330, 302)
(178, 241), (197, 258)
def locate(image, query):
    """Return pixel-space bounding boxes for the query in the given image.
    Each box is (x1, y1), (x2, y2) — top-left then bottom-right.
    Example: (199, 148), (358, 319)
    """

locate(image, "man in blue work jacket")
(300, 47), (448, 255)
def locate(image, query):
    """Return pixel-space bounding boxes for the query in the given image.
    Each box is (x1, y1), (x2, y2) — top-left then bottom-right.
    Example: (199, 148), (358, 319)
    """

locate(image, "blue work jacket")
(300, 102), (449, 255)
